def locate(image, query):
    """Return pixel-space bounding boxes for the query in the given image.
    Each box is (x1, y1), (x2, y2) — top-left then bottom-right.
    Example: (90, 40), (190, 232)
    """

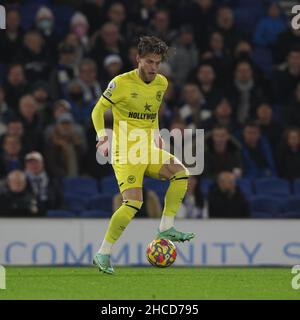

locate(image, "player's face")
(137, 53), (162, 82)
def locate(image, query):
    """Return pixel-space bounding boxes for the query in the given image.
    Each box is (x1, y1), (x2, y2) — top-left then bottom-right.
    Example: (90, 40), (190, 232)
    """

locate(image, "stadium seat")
(47, 210), (77, 218)
(236, 178), (253, 198)
(144, 177), (169, 194)
(249, 195), (284, 215)
(87, 194), (113, 213)
(200, 178), (213, 197)
(280, 212), (300, 219)
(99, 175), (119, 194)
(250, 211), (274, 219)
(254, 177), (291, 196)
(282, 196), (300, 214)
(79, 210), (112, 218)
(252, 47), (273, 77)
(293, 179), (300, 195)
(63, 177), (99, 197)
(64, 194), (88, 212)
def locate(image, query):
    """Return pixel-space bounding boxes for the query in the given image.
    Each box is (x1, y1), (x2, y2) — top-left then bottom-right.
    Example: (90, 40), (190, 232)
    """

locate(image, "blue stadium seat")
(255, 177), (291, 196)
(47, 210), (77, 218)
(144, 177), (169, 194)
(249, 195), (284, 215)
(282, 196), (300, 214)
(64, 194), (88, 212)
(234, 8), (263, 35)
(79, 210), (112, 218)
(250, 211), (274, 219)
(99, 175), (119, 194)
(87, 194), (113, 213)
(63, 177), (99, 197)
(200, 178), (213, 197)
(280, 212), (300, 219)
(252, 47), (273, 77)
(293, 179), (300, 195)
(236, 178), (253, 198)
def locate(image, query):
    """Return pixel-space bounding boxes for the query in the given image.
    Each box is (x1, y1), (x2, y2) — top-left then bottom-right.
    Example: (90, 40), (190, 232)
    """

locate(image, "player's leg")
(93, 165), (145, 274)
(146, 150), (195, 242)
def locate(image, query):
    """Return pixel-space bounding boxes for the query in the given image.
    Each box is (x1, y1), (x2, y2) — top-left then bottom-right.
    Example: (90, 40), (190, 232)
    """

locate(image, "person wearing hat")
(102, 54), (123, 88)
(45, 112), (86, 178)
(44, 100), (87, 151)
(25, 151), (63, 215)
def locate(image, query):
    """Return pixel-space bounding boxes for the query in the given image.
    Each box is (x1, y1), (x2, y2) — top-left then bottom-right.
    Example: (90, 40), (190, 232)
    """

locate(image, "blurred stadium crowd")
(0, 0), (300, 218)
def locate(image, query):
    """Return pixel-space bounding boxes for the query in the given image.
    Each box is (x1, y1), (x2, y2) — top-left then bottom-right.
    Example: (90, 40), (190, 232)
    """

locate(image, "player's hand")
(96, 136), (109, 157)
(156, 135), (165, 149)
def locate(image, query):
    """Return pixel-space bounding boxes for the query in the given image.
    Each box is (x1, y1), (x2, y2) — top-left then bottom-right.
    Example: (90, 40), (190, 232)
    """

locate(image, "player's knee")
(170, 168), (189, 182)
(122, 199), (143, 216)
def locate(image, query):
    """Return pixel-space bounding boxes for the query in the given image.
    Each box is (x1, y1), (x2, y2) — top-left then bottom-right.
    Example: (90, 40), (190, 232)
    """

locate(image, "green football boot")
(156, 227), (195, 243)
(93, 253), (115, 275)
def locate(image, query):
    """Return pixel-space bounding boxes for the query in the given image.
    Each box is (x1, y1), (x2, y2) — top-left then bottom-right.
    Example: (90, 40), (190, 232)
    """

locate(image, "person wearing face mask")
(35, 6), (60, 62)
(70, 12), (90, 54)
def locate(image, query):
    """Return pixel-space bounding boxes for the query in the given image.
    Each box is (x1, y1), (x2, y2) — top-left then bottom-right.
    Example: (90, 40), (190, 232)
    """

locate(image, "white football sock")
(159, 215), (174, 232)
(98, 239), (113, 255)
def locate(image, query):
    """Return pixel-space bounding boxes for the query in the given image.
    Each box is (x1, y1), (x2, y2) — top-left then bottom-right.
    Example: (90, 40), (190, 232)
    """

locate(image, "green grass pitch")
(0, 267), (299, 300)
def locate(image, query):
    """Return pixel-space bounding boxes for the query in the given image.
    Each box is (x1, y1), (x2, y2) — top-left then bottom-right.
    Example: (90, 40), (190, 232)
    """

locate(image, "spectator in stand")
(228, 60), (267, 125)
(107, 2), (132, 42)
(78, 0), (106, 35)
(130, 0), (158, 30)
(179, 0), (216, 50)
(255, 102), (282, 155)
(77, 59), (102, 104)
(45, 113), (86, 178)
(169, 25), (199, 87)
(253, 1), (287, 49)
(285, 82), (300, 129)
(215, 6), (238, 53)
(113, 188), (162, 218)
(3, 64), (29, 112)
(70, 12), (90, 55)
(276, 128), (300, 181)
(204, 125), (242, 179)
(124, 44), (139, 71)
(49, 42), (77, 100)
(66, 80), (94, 126)
(239, 120), (276, 178)
(178, 83), (207, 130)
(0, 118), (26, 152)
(31, 81), (52, 125)
(274, 25), (300, 64)
(177, 175), (204, 219)
(201, 31), (232, 83)
(34, 6), (60, 63)
(91, 22), (127, 78)
(44, 100), (87, 149)
(272, 46), (300, 105)
(0, 86), (13, 133)
(0, 8), (24, 64)
(147, 9), (177, 44)
(24, 151), (63, 214)
(208, 171), (250, 218)
(0, 135), (23, 178)
(203, 97), (239, 134)
(19, 30), (50, 83)
(190, 63), (223, 110)
(101, 54), (124, 88)
(0, 170), (38, 217)
(18, 95), (43, 152)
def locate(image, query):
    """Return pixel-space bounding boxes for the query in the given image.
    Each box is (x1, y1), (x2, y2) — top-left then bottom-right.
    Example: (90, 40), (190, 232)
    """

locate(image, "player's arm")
(154, 76), (168, 149)
(92, 78), (122, 154)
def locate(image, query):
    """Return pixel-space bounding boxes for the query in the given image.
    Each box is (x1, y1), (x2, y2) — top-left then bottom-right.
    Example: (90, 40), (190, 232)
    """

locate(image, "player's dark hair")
(137, 36), (170, 61)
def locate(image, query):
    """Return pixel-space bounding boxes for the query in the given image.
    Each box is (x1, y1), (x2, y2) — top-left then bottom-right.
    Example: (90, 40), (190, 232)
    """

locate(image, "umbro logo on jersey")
(131, 92), (138, 98)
